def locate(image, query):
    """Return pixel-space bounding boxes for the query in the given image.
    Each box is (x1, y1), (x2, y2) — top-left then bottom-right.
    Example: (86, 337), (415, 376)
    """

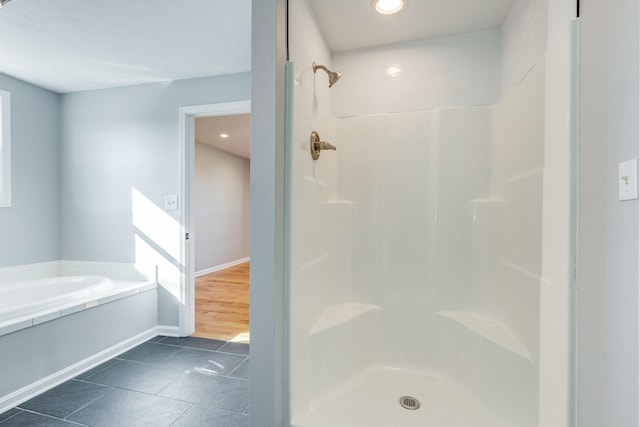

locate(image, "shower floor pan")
(292, 364), (506, 427)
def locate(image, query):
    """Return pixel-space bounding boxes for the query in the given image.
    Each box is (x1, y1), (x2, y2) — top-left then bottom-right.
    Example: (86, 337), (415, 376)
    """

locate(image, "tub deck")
(0, 276), (156, 338)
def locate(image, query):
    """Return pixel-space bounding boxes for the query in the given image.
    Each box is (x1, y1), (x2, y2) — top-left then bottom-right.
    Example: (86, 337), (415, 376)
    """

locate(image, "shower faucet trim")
(310, 131), (337, 160)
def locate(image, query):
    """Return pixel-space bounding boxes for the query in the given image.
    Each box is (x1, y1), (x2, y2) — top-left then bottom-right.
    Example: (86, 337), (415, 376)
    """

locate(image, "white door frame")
(178, 100), (251, 337)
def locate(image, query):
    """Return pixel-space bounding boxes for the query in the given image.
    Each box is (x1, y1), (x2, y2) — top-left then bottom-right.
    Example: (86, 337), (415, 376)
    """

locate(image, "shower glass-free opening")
(284, 1), (571, 426)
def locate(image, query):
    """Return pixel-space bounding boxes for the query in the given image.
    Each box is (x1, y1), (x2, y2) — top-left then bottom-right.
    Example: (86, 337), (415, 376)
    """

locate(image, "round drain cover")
(399, 396), (420, 410)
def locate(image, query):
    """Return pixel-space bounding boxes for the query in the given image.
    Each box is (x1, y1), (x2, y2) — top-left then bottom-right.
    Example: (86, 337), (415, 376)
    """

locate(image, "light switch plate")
(164, 195), (178, 210)
(619, 159), (638, 201)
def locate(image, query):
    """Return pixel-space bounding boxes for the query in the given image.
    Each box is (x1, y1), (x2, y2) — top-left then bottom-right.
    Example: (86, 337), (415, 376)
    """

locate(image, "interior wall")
(0, 73), (60, 268)
(59, 73), (251, 327)
(194, 142), (250, 273)
(539, 1), (576, 425)
(331, 29), (501, 117)
(249, 0), (287, 424)
(578, 0), (639, 425)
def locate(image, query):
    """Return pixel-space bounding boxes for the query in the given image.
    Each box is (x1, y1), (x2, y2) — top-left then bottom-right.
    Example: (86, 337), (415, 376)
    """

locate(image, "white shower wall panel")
(337, 107), (493, 367)
(467, 199), (504, 317)
(491, 64), (545, 196)
(331, 30), (501, 117)
(431, 108), (493, 312)
(287, 0), (362, 418)
(501, 0), (548, 94)
(338, 112), (436, 367)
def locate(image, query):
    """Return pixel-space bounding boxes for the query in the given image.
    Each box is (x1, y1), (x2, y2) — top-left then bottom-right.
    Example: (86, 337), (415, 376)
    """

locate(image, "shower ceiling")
(309, 0), (515, 52)
(0, 0), (250, 93)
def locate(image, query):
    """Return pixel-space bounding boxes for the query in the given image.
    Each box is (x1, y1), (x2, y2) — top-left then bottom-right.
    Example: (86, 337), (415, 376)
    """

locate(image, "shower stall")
(284, 1), (568, 426)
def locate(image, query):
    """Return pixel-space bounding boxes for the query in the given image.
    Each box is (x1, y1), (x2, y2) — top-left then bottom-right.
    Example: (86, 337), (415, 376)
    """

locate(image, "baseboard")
(157, 325), (181, 337)
(194, 257), (249, 278)
(0, 327), (158, 414)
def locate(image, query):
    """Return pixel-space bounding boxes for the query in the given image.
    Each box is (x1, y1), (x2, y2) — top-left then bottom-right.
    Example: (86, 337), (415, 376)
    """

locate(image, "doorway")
(193, 113), (250, 342)
(179, 100), (251, 341)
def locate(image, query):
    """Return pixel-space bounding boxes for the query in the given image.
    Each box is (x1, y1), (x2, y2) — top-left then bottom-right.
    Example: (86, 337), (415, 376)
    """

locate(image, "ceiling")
(0, 0), (251, 93)
(0, 0), (515, 93)
(309, 0), (516, 52)
(196, 114), (250, 159)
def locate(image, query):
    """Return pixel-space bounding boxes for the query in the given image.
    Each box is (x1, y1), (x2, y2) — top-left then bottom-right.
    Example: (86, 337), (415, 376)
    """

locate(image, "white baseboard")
(194, 257), (249, 278)
(0, 327), (158, 414)
(157, 325), (182, 337)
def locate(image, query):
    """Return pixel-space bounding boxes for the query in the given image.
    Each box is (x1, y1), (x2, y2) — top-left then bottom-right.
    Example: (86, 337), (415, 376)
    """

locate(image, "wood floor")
(193, 262), (250, 343)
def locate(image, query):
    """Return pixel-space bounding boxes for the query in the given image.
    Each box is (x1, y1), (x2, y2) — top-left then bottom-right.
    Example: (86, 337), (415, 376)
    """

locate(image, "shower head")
(313, 62), (342, 88)
(0, 0), (12, 8)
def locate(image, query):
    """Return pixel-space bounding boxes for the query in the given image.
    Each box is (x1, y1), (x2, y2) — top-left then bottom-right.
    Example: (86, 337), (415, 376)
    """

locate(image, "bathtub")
(0, 274), (158, 413)
(0, 275), (157, 336)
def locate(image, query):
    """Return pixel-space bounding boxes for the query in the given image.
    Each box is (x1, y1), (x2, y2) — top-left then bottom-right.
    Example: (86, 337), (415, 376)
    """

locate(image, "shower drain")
(399, 396), (420, 410)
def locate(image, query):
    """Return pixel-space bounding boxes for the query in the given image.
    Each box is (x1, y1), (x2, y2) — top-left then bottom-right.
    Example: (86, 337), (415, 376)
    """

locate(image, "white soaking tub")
(0, 274), (158, 413)
(0, 275), (156, 336)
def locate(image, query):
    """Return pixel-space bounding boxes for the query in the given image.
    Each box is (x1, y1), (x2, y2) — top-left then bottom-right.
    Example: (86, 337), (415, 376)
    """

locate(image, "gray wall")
(59, 73), (251, 326)
(194, 143), (250, 273)
(250, 0), (287, 425)
(0, 73), (60, 268)
(578, 0), (639, 425)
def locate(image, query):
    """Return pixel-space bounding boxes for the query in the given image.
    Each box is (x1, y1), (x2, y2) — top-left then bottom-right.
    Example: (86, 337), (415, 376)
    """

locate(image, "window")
(0, 89), (10, 207)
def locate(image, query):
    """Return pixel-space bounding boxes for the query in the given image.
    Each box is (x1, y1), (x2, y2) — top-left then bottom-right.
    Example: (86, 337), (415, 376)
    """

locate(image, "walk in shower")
(285, 1), (555, 426)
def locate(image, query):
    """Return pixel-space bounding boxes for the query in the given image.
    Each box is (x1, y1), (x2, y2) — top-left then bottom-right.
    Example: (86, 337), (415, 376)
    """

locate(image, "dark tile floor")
(0, 337), (249, 427)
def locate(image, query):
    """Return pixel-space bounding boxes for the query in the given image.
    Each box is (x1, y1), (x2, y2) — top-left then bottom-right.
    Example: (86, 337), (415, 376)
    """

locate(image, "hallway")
(194, 262), (250, 343)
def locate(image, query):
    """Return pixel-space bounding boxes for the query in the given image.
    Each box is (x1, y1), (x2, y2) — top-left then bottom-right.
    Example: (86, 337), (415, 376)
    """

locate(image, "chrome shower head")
(313, 62), (342, 88)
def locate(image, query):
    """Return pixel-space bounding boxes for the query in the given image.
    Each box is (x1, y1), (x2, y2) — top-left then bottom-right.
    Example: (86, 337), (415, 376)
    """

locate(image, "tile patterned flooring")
(0, 336), (249, 426)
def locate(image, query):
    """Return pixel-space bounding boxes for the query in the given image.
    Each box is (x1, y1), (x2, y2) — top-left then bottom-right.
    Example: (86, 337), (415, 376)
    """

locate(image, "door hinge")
(185, 233), (190, 240)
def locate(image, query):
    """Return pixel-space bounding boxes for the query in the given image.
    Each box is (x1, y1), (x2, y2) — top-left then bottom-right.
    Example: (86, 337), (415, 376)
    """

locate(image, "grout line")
(221, 406), (250, 415)
(75, 359), (121, 381)
(226, 357), (249, 378)
(0, 409), (22, 425)
(168, 403), (194, 427)
(110, 354), (245, 377)
(63, 392), (107, 421)
(154, 370), (187, 397)
(214, 349), (250, 357)
(150, 342), (226, 352)
(15, 409), (91, 426)
(72, 381), (179, 400)
(112, 357), (175, 368)
(6, 337), (250, 425)
(140, 341), (248, 358)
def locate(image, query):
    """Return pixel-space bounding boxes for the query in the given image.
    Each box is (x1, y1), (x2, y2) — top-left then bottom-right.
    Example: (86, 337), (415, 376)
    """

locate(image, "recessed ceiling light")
(373, 0), (405, 15)
(220, 133), (229, 139)
(387, 64), (403, 78)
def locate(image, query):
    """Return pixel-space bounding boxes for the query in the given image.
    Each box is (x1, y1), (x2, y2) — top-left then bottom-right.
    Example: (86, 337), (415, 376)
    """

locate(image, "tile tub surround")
(0, 337), (250, 427)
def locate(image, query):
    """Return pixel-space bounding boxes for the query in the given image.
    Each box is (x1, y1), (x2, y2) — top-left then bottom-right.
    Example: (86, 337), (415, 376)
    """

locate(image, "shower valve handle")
(310, 131), (337, 160)
(317, 141), (336, 151)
